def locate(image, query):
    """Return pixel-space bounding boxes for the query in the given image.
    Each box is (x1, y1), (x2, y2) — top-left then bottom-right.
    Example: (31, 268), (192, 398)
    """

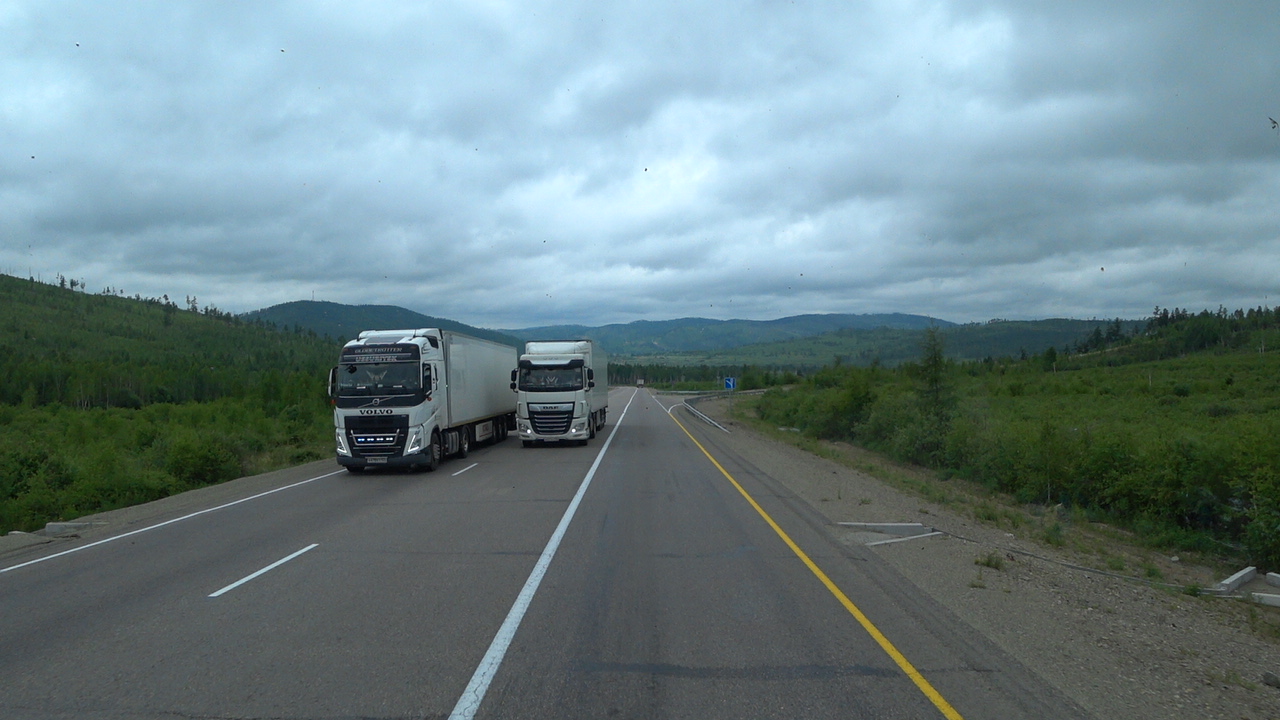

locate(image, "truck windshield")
(338, 362), (421, 396)
(518, 366), (583, 391)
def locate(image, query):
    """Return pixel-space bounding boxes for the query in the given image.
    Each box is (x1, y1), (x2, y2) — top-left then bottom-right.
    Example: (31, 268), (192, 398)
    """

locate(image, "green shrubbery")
(0, 398), (331, 532)
(0, 274), (338, 533)
(752, 315), (1280, 568)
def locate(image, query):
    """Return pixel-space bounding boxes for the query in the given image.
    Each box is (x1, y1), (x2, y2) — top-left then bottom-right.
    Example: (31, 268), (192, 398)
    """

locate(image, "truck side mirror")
(588, 381), (595, 388)
(510, 382), (517, 391)
(510, 369), (518, 382)
(327, 367), (337, 398)
(587, 368), (595, 380)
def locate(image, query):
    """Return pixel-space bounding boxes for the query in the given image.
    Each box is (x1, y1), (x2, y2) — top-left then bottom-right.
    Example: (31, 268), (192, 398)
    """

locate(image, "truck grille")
(346, 415), (409, 457)
(530, 410), (573, 435)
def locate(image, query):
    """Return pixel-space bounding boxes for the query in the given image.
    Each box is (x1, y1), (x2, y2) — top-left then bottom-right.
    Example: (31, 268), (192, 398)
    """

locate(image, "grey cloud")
(2, 1), (1279, 328)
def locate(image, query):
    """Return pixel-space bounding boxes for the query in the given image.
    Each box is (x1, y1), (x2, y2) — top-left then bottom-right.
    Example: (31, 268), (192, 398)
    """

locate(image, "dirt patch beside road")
(684, 394), (1280, 720)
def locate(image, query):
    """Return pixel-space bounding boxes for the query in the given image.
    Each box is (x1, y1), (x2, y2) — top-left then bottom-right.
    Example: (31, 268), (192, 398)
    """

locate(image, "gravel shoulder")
(684, 393), (1280, 720)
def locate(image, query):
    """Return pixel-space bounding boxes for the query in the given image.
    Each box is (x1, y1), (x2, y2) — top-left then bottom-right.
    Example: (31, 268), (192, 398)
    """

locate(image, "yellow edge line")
(669, 412), (965, 720)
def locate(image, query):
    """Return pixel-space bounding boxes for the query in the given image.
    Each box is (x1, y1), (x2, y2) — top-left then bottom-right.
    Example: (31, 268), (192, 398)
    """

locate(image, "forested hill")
(619, 318), (1146, 368)
(506, 313), (952, 354)
(243, 300), (523, 348)
(0, 273), (346, 533)
(0, 273), (339, 408)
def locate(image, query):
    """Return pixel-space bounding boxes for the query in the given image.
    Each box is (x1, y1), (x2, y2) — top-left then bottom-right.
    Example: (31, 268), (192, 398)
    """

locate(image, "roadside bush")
(1241, 469), (1280, 567)
(754, 368), (874, 440)
(164, 433), (242, 486)
(61, 469), (179, 519)
(860, 393), (937, 465)
(744, 314), (1280, 568)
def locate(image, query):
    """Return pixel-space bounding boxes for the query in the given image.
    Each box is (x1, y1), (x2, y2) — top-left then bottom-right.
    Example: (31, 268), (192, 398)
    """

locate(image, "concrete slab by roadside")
(0, 531), (55, 556)
(1214, 566), (1257, 594)
(837, 521), (945, 546)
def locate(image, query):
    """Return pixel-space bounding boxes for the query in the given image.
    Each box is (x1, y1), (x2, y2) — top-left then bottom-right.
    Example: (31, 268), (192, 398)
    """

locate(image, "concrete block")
(1252, 592), (1280, 608)
(1267, 572), (1280, 588)
(837, 522), (933, 536)
(0, 531), (51, 554)
(1215, 566), (1257, 593)
(865, 531), (945, 547)
(43, 521), (96, 536)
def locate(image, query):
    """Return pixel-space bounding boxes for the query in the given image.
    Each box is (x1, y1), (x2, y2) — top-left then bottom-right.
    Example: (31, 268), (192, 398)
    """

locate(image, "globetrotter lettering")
(359, 408), (395, 415)
(341, 343), (420, 364)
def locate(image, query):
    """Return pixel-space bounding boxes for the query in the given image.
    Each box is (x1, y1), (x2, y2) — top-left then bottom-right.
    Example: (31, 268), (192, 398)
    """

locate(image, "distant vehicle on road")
(512, 340), (608, 446)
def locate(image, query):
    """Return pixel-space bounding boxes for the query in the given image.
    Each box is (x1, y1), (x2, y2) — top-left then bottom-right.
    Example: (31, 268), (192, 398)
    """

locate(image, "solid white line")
(448, 388), (639, 720)
(0, 469), (346, 575)
(208, 543), (319, 598)
(452, 463), (479, 477)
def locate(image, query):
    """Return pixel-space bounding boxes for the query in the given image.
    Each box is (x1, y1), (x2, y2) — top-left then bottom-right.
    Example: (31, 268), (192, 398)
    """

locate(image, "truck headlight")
(336, 429), (351, 456)
(405, 427), (423, 455)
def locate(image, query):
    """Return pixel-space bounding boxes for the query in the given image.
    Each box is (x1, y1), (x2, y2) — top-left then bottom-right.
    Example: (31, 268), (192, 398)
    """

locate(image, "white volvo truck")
(512, 340), (608, 446)
(329, 329), (516, 472)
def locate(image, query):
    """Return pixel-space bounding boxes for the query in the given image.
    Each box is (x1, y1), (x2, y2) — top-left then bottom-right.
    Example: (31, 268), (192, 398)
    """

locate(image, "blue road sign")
(724, 377), (737, 390)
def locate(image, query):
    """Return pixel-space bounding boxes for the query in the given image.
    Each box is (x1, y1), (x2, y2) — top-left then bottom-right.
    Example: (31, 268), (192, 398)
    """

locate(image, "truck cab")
(330, 329), (515, 472)
(512, 340), (607, 446)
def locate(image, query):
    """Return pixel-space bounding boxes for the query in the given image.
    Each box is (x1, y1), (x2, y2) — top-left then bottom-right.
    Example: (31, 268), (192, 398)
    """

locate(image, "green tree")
(915, 326), (953, 466)
(1041, 346), (1058, 372)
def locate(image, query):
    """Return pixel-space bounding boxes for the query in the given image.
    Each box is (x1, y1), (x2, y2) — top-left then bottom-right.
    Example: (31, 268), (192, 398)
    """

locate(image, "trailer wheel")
(425, 431), (442, 471)
(458, 427), (471, 458)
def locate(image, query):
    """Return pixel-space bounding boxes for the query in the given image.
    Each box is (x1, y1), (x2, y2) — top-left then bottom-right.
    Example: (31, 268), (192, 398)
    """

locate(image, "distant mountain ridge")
(236, 300), (1139, 368)
(625, 318), (1146, 368)
(241, 301), (523, 348)
(242, 303), (952, 356)
(506, 313), (953, 355)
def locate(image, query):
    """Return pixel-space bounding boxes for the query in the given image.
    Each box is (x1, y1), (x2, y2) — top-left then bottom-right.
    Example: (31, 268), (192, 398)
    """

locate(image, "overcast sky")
(4, 1), (1280, 329)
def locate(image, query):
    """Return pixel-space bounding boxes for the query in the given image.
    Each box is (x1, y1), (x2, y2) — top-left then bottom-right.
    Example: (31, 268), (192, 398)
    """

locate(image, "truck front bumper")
(516, 418), (589, 442)
(337, 450), (429, 469)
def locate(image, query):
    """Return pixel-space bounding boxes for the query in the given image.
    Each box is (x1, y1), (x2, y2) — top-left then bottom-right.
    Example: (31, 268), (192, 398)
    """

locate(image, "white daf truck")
(329, 329), (516, 472)
(511, 340), (608, 446)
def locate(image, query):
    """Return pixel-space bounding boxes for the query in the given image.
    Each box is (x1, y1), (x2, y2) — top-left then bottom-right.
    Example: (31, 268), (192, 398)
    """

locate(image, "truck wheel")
(458, 428), (471, 458)
(588, 415), (596, 439)
(425, 431), (442, 471)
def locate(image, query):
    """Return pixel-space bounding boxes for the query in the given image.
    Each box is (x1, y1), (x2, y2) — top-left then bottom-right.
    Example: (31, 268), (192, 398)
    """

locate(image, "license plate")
(368, 457), (387, 464)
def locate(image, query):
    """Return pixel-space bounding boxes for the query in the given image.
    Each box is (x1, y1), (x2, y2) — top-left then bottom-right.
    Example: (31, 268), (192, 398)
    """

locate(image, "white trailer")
(329, 329), (517, 472)
(512, 340), (608, 446)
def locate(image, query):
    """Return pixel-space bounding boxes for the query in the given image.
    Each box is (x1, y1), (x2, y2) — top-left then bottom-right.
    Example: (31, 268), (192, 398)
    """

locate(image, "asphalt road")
(0, 387), (1091, 720)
